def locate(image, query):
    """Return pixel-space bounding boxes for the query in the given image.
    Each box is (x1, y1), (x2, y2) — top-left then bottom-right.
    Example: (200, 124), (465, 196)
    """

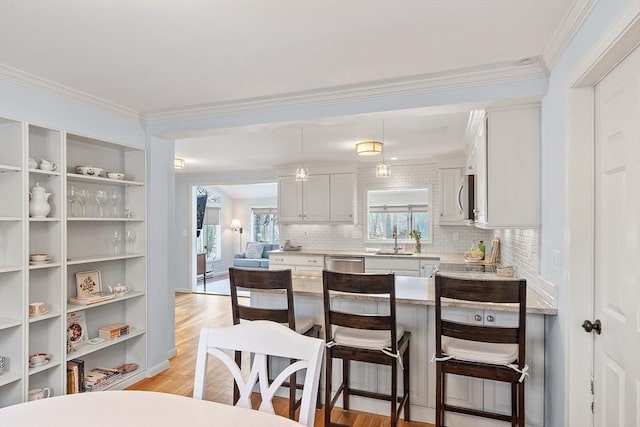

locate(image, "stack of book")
(84, 367), (121, 392)
(98, 323), (130, 340)
(69, 292), (116, 305)
(66, 359), (85, 393)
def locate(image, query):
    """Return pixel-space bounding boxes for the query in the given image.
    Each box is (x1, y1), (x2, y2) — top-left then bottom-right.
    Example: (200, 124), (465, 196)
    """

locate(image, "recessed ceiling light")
(513, 56), (534, 66)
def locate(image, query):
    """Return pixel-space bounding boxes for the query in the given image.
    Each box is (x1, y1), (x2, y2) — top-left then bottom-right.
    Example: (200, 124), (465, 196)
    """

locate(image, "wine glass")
(76, 188), (90, 217)
(112, 231), (122, 255)
(95, 190), (108, 217)
(109, 190), (121, 218)
(67, 186), (77, 217)
(125, 230), (137, 254)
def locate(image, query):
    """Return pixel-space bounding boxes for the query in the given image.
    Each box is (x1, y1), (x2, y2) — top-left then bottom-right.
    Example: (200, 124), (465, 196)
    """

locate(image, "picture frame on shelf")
(67, 311), (88, 346)
(75, 270), (102, 297)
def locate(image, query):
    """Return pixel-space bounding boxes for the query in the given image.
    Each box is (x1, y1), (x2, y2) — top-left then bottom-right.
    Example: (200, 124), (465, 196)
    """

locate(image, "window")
(252, 207), (278, 244)
(367, 188), (432, 243)
(196, 205), (221, 261)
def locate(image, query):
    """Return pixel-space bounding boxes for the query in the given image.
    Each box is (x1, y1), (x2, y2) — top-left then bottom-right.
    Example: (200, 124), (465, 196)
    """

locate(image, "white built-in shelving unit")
(0, 117), (147, 408)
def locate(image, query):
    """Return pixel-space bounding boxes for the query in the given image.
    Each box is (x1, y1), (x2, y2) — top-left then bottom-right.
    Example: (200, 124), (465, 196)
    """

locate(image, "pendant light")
(376, 120), (391, 177)
(295, 127), (308, 182)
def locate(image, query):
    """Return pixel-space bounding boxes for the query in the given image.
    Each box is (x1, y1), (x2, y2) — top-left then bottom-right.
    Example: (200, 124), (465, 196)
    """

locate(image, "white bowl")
(30, 253), (50, 262)
(76, 166), (104, 176)
(107, 172), (125, 180)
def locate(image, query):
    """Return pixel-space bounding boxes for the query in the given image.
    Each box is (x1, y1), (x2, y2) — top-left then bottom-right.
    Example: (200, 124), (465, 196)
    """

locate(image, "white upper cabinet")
(278, 172), (355, 224)
(329, 173), (356, 223)
(438, 167), (463, 225)
(474, 105), (540, 229)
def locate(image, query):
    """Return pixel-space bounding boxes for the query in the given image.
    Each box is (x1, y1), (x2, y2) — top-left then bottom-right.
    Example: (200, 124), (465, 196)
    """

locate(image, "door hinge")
(590, 379), (594, 394)
(591, 401), (594, 413)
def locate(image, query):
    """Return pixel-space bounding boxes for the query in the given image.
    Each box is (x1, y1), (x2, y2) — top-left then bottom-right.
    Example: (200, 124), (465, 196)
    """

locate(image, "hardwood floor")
(128, 292), (433, 427)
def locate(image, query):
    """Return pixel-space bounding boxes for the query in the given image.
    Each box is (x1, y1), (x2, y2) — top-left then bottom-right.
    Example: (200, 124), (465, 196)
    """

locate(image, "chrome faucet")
(392, 225), (399, 254)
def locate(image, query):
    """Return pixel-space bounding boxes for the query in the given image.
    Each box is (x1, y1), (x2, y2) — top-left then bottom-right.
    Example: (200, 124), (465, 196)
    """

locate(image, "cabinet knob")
(298, 214), (302, 218)
(486, 315), (495, 322)
(474, 314), (482, 322)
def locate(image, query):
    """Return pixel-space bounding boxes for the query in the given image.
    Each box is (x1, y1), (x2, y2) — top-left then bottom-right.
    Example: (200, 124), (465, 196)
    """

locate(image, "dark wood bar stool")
(322, 270), (410, 427)
(434, 273), (527, 427)
(228, 267), (322, 420)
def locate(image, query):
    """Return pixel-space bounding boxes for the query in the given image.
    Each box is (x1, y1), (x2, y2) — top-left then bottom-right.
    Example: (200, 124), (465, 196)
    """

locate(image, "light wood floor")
(128, 292), (433, 427)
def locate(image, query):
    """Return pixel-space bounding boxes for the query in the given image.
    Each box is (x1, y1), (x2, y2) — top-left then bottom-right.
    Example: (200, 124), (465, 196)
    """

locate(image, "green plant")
(410, 229), (421, 242)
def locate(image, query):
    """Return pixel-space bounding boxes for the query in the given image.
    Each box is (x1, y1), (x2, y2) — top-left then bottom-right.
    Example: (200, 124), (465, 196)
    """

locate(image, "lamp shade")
(376, 163), (391, 177)
(356, 141), (383, 156)
(230, 219), (242, 231)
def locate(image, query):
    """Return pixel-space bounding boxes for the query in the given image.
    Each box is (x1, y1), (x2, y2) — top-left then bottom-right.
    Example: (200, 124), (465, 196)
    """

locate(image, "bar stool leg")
(403, 344), (410, 421)
(324, 350), (333, 427)
(343, 359), (350, 410)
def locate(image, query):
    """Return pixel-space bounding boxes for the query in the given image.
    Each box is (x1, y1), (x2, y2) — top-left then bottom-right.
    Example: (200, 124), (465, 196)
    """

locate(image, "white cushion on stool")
(333, 326), (404, 350)
(442, 336), (518, 365)
(295, 316), (315, 334)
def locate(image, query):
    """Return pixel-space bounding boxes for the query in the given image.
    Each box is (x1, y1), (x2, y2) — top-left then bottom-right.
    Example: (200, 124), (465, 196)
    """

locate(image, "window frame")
(250, 206), (279, 244)
(365, 185), (433, 245)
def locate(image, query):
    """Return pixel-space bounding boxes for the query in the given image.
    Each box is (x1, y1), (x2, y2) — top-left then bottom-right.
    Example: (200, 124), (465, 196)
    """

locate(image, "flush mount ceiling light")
(295, 127), (308, 182)
(356, 140), (383, 156)
(376, 120), (391, 177)
(174, 158), (185, 169)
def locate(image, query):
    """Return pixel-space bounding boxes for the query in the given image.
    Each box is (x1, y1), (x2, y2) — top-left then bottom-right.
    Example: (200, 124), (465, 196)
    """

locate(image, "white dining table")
(0, 390), (303, 427)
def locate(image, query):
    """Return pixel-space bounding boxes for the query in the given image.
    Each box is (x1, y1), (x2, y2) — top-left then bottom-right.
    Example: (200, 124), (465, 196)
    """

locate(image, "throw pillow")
(245, 242), (265, 259)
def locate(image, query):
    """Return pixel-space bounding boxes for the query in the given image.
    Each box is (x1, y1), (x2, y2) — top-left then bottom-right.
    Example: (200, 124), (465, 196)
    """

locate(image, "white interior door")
(594, 45), (640, 427)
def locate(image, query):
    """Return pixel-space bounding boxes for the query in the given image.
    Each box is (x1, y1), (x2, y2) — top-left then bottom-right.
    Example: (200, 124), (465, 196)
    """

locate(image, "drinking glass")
(95, 190), (108, 218)
(109, 190), (121, 218)
(76, 189), (90, 217)
(125, 230), (137, 254)
(67, 186), (77, 217)
(112, 231), (122, 256)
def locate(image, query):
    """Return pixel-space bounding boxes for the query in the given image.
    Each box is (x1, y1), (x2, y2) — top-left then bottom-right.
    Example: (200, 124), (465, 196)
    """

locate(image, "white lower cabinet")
(427, 306), (545, 427)
(365, 257), (439, 279)
(269, 253), (324, 276)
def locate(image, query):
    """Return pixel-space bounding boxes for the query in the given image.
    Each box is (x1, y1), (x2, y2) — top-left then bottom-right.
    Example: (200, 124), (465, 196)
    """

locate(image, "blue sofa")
(232, 242), (279, 269)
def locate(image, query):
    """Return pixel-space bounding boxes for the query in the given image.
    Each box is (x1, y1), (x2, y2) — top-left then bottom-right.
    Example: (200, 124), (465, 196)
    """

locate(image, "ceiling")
(0, 0), (578, 173)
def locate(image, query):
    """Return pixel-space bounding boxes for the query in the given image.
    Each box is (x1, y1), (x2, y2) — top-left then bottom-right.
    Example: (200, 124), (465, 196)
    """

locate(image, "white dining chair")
(193, 320), (324, 427)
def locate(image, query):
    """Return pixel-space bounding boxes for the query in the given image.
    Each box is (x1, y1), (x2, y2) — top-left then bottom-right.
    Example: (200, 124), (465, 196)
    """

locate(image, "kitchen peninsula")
(260, 250), (556, 427)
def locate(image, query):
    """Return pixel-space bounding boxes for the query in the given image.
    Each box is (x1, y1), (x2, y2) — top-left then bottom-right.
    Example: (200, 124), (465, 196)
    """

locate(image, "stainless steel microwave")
(457, 174), (476, 224)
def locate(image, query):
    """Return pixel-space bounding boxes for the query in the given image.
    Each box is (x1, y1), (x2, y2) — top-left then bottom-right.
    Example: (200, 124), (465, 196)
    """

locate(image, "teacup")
(30, 253), (49, 262)
(39, 160), (57, 171)
(29, 352), (49, 366)
(29, 302), (47, 316)
(28, 388), (50, 401)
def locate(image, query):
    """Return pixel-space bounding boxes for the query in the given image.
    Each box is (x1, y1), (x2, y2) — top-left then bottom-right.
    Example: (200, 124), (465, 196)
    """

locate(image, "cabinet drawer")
(269, 254), (323, 267)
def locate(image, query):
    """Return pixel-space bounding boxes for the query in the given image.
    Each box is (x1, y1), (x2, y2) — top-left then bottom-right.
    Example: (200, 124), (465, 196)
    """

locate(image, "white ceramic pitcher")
(29, 183), (52, 218)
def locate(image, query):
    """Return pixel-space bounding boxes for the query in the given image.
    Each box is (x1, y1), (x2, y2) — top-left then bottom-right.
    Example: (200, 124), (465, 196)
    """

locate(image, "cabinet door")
(330, 173), (355, 222)
(438, 168), (463, 224)
(277, 176), (302, 222)
(302, 174), (330, 222)
(482, 106), (540, 228)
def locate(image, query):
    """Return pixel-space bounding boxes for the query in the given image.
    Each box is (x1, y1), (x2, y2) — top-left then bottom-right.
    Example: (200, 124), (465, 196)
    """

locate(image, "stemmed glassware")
(95, 190), (108, 218)
(67, 186), (77, 217)
(125, 230), (137, 254)
(109, 190), (121, 218)
(76, 188), (90, 217)
(112, 231), (122, 255)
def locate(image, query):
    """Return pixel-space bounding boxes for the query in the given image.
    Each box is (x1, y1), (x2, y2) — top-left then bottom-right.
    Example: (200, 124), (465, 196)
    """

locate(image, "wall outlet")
(452, 232), (459, 241)
(343, 230), (349, 239)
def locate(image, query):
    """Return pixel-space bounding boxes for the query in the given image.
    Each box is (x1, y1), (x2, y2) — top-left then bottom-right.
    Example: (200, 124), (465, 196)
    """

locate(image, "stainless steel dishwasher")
(324, 256), (365, 273)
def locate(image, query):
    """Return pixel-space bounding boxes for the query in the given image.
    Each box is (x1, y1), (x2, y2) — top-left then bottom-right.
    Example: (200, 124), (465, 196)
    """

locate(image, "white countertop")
(286, 274), (556, 315)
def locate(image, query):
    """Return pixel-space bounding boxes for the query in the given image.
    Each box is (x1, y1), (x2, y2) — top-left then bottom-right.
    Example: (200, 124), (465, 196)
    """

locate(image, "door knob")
(582, 319), (602, 335)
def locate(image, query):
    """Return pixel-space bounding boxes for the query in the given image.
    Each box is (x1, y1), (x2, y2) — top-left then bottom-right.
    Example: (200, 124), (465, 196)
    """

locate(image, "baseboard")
(175, 287), (191, 293)
(146, 360), (171, 377)
(167, 347), (177, 359)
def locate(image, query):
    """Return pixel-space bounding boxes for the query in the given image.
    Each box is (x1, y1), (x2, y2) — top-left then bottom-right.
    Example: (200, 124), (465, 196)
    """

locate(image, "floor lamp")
(231, 219), (243, 252)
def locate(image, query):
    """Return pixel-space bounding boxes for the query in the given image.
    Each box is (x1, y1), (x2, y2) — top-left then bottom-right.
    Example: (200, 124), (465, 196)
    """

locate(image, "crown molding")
(542, 0), (599, 71)
(143, 60), (548, 123)
(0, 63), (140, 120)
